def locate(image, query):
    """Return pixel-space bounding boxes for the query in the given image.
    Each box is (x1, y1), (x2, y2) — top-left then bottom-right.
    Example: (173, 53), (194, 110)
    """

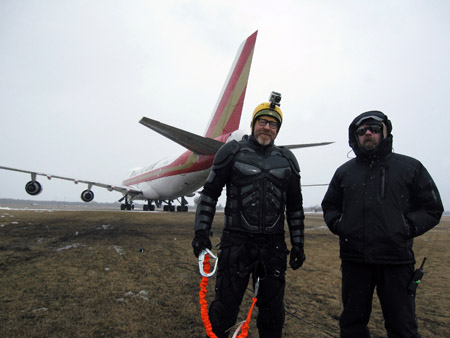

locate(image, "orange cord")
(199, 254), (218, 338)
(233, 296), (257, 337)
(199, 253), (256, 338)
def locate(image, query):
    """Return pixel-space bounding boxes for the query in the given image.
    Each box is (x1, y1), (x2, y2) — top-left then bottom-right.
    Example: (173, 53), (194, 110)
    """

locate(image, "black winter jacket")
(322, 111), (443, 264)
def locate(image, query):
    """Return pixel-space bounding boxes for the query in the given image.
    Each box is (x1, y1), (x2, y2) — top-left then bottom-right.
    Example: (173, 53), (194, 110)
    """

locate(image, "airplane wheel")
(143, 205), (148, 211)
(121, 204), (126, 210)
(150, 205), (155, 211)
(170, 205), (175, 212)
(163, 205), (168, 211)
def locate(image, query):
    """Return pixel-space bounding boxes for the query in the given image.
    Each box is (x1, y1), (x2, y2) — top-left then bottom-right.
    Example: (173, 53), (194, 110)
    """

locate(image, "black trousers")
(208, 232), (288, 338)
(340, 260), (420, 338)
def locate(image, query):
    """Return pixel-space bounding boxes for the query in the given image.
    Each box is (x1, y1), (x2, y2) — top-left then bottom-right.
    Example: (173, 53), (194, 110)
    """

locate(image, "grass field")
(1, 207), (449, 337)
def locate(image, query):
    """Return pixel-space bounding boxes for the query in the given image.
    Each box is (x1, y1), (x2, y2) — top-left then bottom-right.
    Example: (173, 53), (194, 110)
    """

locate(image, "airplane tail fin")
(203, 31), (257, 138)
(140, 31), (257, 154)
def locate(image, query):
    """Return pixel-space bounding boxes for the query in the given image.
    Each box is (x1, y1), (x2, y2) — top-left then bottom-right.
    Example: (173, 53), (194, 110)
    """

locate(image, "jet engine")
(25, 181), (42, 196)
(81, 189), (94, 202)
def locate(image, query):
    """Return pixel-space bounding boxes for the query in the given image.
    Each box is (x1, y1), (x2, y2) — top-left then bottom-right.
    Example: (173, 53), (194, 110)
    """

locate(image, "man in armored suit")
(192, 92), (306, 338)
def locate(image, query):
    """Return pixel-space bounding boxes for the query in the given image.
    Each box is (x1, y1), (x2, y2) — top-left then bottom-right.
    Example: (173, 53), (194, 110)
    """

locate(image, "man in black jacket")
(192, 94), (306, 338)
(322, 110), (443, 338)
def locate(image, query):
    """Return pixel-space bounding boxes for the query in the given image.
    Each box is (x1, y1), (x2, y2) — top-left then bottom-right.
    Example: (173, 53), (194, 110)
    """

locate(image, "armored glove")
(191, 230), (212, 257)
(289, 245), (306, 270)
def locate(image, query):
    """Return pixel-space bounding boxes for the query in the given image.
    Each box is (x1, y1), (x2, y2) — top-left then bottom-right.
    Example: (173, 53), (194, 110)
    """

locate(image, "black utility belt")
(222, 229), (285, 241)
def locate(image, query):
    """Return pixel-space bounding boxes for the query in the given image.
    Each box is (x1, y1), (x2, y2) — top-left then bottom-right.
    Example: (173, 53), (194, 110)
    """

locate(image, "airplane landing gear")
(121, 202), (134, 210)
(143, 201), (155, 211)
(163, 200), (175, 212)
(120, 195), (134, 210)
(177, 205), (188, 212)
(119, 196), (189, 212)
(176, 196), (189, 212)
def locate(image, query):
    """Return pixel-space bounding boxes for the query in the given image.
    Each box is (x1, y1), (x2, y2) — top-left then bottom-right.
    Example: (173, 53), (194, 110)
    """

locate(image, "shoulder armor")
(213, 140), (241, 170)
(280, 147), (300, 175)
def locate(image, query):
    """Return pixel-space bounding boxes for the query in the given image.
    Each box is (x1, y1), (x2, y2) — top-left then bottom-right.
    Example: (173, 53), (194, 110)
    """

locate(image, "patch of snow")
(56, 243), (82, 251)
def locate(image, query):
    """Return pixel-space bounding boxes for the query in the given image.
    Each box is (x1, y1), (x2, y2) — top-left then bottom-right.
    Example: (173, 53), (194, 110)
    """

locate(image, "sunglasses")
(257, 118), (278, 129)
(355, 125), (382, 136)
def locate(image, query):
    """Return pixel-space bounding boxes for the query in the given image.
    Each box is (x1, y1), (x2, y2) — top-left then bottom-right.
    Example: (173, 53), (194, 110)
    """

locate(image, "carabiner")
(254, 277), (260, 297)
(198, 248), (218, 277)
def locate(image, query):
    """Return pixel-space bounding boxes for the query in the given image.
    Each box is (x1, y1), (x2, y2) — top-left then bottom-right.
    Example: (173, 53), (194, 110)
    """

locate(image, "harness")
(226, 230), (285, 280)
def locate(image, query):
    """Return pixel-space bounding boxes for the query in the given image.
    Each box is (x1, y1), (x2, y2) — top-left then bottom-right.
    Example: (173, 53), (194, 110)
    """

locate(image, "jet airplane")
(0, 31), (332, 211)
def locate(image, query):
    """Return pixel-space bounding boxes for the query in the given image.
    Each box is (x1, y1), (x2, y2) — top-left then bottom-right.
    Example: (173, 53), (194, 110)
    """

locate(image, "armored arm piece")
(192, 142), (236, 257)
(192, 193), (217, 257)
(194, 142), (234, 235)
(282, 148), (304, 246)
(287, 209), (305, 247)
(194, 193), (217, 233)
(282, 146), (306, 269)
(287, 209), (306, 270)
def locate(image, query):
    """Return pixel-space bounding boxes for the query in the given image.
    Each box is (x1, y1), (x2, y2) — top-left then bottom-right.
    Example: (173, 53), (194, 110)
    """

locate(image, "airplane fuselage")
(122, 130), (245, 201)
(122, 152), (213, 200)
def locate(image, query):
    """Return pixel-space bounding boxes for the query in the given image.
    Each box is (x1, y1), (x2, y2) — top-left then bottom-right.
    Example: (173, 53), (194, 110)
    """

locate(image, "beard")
(360, 137), (379, 151)
(255, 132), (274, 146)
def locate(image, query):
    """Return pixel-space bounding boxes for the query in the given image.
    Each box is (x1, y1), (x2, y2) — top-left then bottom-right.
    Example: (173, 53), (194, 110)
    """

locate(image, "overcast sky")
(1, 0), (449, 210)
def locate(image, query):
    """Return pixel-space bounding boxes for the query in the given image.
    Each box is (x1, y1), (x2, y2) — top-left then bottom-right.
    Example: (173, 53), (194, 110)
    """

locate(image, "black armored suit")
(195, 134), (304, 244)
(194, 134), (304, 338)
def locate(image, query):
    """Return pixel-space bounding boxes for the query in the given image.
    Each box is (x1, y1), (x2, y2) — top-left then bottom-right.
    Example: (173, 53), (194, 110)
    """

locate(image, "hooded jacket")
(322, 111), (443, 264)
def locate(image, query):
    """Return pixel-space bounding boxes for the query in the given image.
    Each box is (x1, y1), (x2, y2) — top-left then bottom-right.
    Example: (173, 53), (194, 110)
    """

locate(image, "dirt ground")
(0, 207), (449, 337)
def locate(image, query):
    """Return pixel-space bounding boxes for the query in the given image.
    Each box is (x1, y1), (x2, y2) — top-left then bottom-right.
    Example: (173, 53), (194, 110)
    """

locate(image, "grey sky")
(1, 0), (449, 210)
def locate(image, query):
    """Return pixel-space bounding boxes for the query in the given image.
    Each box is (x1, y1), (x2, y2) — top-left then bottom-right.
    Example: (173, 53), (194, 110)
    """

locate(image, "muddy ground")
(0, 207), (449, 337)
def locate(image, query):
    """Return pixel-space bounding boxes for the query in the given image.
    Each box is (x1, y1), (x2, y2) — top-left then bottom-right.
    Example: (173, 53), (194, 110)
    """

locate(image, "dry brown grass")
(0, 208), (449, 337)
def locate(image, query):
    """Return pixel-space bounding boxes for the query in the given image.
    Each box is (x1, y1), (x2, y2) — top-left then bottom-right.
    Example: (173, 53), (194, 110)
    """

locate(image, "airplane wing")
(283, 141), (335, 149)
(280, 142), (334, 188)
(0, 165), (143, 197)
(139, 116), (225, 155)
(140, 116), (334, 154)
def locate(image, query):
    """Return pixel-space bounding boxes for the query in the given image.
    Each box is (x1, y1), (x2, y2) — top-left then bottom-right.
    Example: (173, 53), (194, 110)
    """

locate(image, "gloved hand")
(192, 230), (212, 257)
(289, 245), (306, 270)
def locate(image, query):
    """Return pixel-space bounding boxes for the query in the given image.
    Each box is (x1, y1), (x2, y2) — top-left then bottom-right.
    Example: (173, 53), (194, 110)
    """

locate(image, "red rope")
(233, 297), (257, 337)
(199, 254), (218, 338)
(199, 253), (256, 338)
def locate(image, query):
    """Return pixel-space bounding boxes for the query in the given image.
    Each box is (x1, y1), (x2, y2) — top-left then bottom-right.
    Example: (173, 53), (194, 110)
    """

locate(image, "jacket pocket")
(331, 215), (343, 235)
(401, 214), (411, 239)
